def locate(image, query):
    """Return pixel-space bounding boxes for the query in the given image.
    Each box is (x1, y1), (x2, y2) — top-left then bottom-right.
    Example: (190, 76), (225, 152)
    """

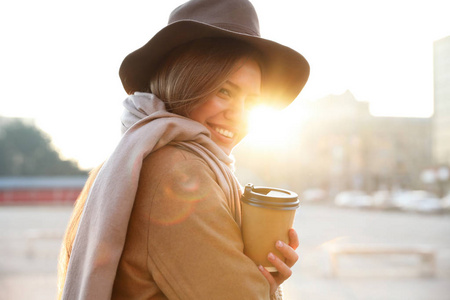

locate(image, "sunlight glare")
(246, 105), (292, 148)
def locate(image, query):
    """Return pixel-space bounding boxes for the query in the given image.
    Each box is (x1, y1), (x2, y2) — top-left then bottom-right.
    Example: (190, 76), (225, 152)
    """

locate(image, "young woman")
(58, 1), (309, 299)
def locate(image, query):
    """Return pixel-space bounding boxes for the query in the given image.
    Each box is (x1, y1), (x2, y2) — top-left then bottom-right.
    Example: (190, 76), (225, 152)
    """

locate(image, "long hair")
(57, 164), (102, 299)
(57, 38), (262, 299)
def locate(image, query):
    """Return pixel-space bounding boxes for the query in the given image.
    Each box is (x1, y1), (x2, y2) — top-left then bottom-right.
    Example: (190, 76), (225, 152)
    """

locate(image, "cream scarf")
(62, 92), (243, 299)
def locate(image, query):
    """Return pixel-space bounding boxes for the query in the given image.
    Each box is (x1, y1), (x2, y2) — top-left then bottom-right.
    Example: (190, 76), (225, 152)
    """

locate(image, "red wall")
(0, 188), (81, 204)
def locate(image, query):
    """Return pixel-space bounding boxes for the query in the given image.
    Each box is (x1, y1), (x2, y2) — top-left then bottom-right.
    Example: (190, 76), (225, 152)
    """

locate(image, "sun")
(245, 105), (292, 147)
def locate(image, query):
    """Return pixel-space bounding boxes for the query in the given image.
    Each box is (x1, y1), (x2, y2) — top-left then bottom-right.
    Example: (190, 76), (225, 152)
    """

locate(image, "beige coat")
(111, 144), (274, 299)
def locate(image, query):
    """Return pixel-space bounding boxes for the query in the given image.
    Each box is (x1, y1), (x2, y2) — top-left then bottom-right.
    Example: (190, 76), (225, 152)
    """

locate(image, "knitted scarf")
(62, 92), (243, 299)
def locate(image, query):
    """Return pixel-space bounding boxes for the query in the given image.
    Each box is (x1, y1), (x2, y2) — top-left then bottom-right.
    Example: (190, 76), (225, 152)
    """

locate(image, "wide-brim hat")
(119, 0), (310, 109)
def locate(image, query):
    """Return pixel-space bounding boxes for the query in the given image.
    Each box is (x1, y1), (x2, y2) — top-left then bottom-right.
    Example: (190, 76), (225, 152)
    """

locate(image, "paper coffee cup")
(241, 183), (299, 272)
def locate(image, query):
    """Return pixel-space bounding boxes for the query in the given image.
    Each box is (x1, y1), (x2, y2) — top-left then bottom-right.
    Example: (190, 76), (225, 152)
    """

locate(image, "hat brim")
(119, 20), (310, 109)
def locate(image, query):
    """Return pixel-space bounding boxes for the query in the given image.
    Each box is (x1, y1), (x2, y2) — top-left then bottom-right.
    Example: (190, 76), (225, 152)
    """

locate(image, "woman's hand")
(258, 228), (299, 296)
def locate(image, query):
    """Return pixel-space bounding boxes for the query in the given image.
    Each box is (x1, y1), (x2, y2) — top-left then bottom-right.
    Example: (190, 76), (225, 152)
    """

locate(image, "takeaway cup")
(241, 183), (300, 272)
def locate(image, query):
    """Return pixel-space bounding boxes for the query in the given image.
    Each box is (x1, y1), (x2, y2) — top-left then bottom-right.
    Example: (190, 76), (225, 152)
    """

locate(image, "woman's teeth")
(214, 127), (234, 138)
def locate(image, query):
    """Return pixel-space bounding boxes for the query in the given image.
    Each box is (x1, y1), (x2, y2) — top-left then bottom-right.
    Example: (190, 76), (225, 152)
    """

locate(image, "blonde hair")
(57, 38), (262, 299)
(57, 164), (102, 299)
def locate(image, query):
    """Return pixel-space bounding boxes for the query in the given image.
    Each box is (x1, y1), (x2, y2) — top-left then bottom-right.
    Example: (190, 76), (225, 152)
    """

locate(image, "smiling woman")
(58, 1), (309, 299)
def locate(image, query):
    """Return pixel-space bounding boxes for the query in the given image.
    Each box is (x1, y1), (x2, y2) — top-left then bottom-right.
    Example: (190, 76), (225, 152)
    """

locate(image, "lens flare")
(149, 171), (211, 226)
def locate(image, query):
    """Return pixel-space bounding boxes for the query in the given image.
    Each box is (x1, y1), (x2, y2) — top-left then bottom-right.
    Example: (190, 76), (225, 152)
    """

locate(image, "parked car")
(440, 193), (450, 212)
(371, 190), (394, 209)
(415, 197), (442, 213)
(334, 190), (372, 208)
(392, 190), (441, 213)
(301, 188), (327, 202)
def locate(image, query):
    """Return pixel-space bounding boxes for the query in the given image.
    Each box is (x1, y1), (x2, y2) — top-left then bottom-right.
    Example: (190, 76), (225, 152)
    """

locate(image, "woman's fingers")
(258, 264), (277, 294)
(267, 252), (293, 279)
(258, 254), (291, 296)
(288, 228), (299, 250)
(275, 240), (299, 268)
(258, 229), (300, 295)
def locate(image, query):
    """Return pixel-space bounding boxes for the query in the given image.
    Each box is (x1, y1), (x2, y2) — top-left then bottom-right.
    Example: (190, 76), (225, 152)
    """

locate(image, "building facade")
(235, 90), (433, 196)
(433, 36), (450, 165)
(297, 91), (432, 194)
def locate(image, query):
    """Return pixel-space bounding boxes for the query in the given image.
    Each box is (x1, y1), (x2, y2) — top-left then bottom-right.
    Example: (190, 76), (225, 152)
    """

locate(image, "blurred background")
(1, 0), (449, 299)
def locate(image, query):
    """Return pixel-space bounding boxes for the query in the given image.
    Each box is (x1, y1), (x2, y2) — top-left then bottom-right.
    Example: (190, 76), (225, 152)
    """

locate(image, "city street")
(1, 203), (449, 300)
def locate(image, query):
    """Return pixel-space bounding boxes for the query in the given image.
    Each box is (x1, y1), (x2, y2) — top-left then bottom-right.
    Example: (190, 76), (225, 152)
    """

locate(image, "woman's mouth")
(207, 123), (244, 154)
(213, 126), (235, 139)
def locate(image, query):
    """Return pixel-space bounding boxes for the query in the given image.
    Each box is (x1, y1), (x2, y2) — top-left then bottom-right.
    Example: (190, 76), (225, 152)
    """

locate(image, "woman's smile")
(210, 123), (236, 139)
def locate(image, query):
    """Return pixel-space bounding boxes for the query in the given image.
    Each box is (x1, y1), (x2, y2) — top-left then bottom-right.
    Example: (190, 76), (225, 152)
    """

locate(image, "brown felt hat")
(119, 0), (310, 108)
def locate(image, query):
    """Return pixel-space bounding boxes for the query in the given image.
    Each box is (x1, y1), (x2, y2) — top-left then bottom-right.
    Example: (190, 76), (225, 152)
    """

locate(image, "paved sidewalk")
(1, 204), (449, 300)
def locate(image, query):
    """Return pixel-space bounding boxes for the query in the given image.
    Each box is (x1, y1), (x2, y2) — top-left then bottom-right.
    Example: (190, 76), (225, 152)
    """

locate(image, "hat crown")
(169, 0), (260, 37)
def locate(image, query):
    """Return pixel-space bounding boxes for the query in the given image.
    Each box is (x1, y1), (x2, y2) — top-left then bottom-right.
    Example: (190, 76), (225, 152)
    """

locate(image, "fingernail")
(268, 252), (275, 261)
(258, 265), (265, 271)
(276, 240), (283, 248)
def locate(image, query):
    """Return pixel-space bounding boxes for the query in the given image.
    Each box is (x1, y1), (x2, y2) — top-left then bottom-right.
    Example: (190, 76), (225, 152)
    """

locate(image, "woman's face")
(189, 58), (261, 155)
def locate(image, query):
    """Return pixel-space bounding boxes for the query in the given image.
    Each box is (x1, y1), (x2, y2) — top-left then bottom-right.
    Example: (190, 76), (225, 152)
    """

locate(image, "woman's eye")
(219, 88), (231, 97)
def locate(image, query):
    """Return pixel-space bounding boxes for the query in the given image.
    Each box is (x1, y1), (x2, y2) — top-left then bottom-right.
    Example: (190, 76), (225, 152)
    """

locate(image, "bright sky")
(0, 0), (449, 169)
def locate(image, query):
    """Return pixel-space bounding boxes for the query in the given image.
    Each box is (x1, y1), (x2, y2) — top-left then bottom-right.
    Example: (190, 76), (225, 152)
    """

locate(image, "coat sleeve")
(140, 155), (271, 300)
